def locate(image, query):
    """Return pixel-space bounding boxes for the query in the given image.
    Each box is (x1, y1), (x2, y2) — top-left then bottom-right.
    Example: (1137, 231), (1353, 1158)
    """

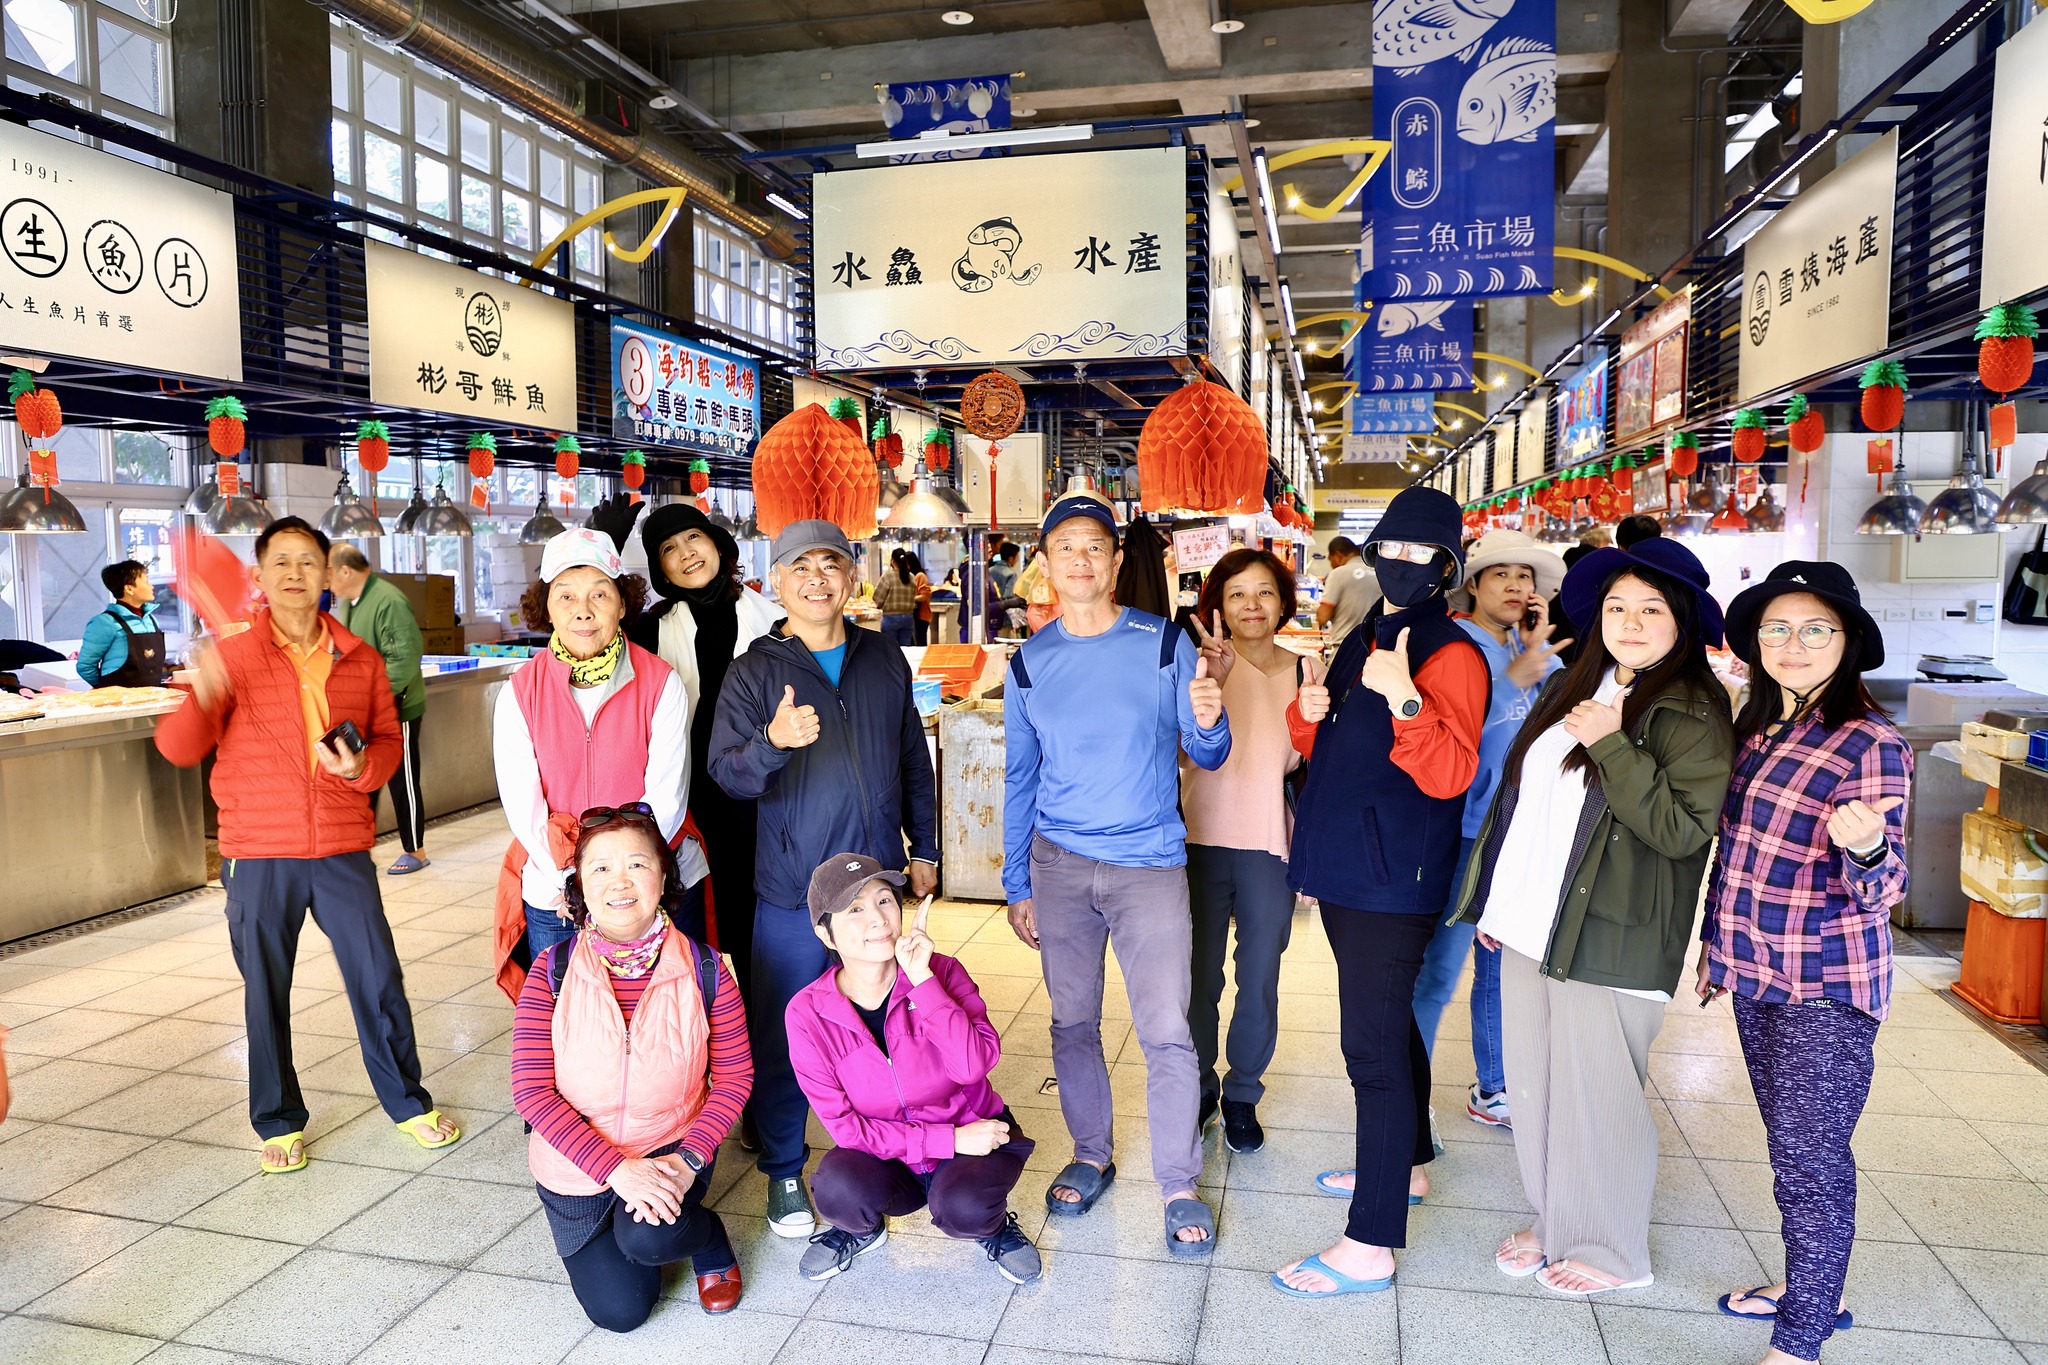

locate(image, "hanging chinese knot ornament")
(684, 456), (708, 494)
(1976, 302), (2039, 397)
(1731, 408), (1768, 463)
(466, 433), (497, 511)
(554, 434), (581, 480)
(1785, 394), (1826, 454)
(872, 414), (904, 470)
(961, 371), (1027, 529)
(751, 402), (878, 539)
(207, 396), (248, 497)
(921, 426), (953, 474)
(826, 396), (864, 444)
(1138, 379), (1267, 517)
(1668, 431), (1700, 478)
(10, 369), (61, 498)
(1859, 360), (1908, 432)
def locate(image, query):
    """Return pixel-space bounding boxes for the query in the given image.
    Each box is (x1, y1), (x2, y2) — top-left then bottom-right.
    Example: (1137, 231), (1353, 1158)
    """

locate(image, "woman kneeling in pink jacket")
(785, 852), (1041, 1285)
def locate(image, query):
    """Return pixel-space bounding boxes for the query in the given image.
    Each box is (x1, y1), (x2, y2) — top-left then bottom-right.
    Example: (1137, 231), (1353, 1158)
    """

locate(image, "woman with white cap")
(488, 527), (710, 1000)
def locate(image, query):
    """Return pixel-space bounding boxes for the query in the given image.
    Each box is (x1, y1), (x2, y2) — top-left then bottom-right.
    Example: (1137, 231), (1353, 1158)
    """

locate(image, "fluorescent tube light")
(854, 123), (1094, 159)
(766, 192), (808, 221)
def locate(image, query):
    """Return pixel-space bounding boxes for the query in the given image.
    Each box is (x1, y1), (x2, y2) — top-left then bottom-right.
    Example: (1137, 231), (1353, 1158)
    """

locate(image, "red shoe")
(696, 1264), (743, 1314)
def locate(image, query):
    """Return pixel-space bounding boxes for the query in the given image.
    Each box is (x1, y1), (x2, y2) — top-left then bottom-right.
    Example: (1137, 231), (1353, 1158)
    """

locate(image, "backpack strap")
(691, 935), (719, 1008)
(546, 939), (572, 996)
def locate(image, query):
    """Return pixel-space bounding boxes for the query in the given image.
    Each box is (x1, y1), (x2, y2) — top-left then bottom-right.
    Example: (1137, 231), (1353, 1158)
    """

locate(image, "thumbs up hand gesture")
(1563, 685), (1631, 746)
(1360, 626), (1419, 710)
(767, 684), (821, 750)
(1827, 795), (1903, 855)
(1296, 652), (1332, 725)
(1189, 655), (1225, 730)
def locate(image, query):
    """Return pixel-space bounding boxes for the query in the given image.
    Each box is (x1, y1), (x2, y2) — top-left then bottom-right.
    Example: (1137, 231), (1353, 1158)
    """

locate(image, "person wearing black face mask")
(1270, 485), (1488, 1301)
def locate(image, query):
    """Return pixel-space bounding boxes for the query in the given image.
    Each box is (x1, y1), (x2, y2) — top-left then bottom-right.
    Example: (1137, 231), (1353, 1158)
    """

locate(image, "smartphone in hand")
(319, 719), (365, 755)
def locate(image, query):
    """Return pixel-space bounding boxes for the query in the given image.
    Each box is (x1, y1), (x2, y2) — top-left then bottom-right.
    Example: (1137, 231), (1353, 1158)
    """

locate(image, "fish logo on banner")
(1367, 0), (1555, 301)
(881, 74), (1011, 162)
(1347, 277), (1476, 393)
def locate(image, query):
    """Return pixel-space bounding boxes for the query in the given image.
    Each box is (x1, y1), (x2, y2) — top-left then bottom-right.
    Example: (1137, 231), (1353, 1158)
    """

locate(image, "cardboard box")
(390, 573), (456, 629)
(419, 626), (463, 656)
(1961, 808), (2048, 918)
(1962, 745), (2006, 788)
(1963, 722), (2031, 760)
(1906, 683), (2047, 728)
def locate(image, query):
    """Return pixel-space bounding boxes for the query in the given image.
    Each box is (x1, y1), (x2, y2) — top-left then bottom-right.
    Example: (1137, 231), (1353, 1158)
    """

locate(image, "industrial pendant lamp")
(202, 467), (273, 536)
(317, 474), (382, 539)
(1710, 488), (1748, 532)
(1997, 457), (2048, 525)
(0, 471), (88, 533)
(1921, 445), (2001, 535)
(182, 478), (218, 519)
(416, 482), (474, 537)
(392, 480), (430, 535)
(519, 495), (567, 544)
(1745, 484), (1786, 532)
(1856, 467), (1926, 535)
(877, 462), (907, 511)
(882, 461), (965, 530)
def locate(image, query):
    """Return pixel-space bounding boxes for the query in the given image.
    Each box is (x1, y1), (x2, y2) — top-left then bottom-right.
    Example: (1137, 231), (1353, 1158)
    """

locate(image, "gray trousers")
(1187, 843), (1295, 1105)
(1499, 946), (1666, 1283)
(1029, 834), (1203, 1196)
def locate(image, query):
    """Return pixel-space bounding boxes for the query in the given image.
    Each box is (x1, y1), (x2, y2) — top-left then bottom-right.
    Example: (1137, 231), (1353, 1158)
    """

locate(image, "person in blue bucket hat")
(1448, 533), (1734, 1298)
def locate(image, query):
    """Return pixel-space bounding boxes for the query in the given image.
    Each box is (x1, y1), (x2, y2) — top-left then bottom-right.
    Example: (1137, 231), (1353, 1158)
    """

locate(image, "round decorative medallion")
(960, 370), (1026, 440)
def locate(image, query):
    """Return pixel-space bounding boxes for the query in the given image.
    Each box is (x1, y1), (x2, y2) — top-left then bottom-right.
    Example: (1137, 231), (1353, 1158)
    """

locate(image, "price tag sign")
(1172, 525), (1231, 572)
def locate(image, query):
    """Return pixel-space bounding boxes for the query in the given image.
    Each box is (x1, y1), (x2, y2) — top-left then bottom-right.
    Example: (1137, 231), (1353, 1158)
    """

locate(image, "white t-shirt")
(1322, 562), (1379, 643)
(1475, 667), (1669, 1002)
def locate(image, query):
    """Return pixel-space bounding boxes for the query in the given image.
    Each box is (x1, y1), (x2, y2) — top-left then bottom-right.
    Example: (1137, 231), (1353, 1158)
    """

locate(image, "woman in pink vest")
(785, 852), (1042, 1286)
(492, 528), (709, 1000)
(511, 804), (753, 1327)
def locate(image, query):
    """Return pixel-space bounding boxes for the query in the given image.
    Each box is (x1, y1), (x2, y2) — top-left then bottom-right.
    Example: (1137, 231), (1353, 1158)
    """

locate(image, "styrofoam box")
(1963, 722), (2031, 760)
(1907, 684), (2048, 728)
(1961, 744), (2005, 788)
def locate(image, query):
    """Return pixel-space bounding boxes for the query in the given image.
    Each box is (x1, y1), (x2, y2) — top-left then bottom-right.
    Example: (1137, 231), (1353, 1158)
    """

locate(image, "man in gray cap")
(709, 520), (939, 1239)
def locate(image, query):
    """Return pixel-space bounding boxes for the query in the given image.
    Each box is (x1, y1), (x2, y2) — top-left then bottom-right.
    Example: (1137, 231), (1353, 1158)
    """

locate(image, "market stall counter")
(368, 655), (520, 837)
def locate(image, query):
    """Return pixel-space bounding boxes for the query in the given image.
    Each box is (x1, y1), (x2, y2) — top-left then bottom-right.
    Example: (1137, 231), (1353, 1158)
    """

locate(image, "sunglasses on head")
(579, 802), (656, 831)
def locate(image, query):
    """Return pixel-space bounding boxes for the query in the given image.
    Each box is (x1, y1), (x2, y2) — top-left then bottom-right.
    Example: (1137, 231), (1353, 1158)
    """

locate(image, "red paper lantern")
(466, 432), (496, 480)
(554, 434), (581, 480)
(206, 396), (248, 458)
(687, 457), (710, 494)
(1731, 409), (1767, 462)
(1137, 380), (1267, 514)
(1859, 360), (1907, 432)
(1785, 395), (1825, 454)
(1976, 303), (2039, 396)
(356, 420), (390, 473)
(751, 402), (880, 538)
(1668, 434), (1699, 478)
(623, 450), (647, 490)
(922, 428), (952, 473)
(8, 370), (60, 440)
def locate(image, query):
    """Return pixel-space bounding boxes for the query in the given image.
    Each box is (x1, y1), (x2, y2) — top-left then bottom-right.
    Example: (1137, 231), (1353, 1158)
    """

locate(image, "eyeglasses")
(1756, 623), (1844, 650)
(579, 802), (657, 830)
(1373, 540), (1440, 565)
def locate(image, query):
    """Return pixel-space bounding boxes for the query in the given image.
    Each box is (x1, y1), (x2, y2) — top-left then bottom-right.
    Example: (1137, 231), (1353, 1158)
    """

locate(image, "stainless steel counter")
(0, 707), (207, 942)
(372, 659), (519, 836)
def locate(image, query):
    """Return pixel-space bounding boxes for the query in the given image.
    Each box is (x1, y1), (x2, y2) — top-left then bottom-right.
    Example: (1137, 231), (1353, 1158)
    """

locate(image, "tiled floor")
(3, 806), (2047, 1364)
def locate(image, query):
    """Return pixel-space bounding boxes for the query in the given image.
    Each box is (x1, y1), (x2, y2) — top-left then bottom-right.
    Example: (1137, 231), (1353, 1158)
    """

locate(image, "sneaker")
(798, 1224), (886, 1280)
(1196, 1091), (1219, 1139)
(1220, 1099), (1265, 1154)
(766, 1174), (816, 1238)
(979, 1212), (1042, 1284)
(1467, 1082), (1512, 1129)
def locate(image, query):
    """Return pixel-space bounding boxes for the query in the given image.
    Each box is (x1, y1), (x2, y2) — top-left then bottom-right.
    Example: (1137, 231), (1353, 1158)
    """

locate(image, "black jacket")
(707, 621), (939, 908)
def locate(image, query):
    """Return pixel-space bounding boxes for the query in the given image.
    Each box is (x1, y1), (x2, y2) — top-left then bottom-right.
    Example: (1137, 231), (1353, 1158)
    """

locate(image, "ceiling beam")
(1144, 0), (1223, 72)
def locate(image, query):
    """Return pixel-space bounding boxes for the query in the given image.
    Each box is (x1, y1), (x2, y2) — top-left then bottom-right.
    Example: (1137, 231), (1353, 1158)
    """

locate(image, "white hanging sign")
(1341, 433), (1408, 462)
(0, 122), (243, 381)
(1979, 18), (2048, 310)
(811, 147), (1189, 370)
(1514, 399), (1547, 484)
(364, 243), (576, 425)
(1737, 130), (1897, 403)
(956, 431), (1046, 525)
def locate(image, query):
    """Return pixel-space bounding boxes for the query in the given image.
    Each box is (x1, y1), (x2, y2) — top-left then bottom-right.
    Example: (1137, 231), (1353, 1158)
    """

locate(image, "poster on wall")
(1208, 186), (1247, 396)
(1346, 295), (1476, 392)
(610, 319), (760, 457)
(1615, 288), (1690, 445)
(811, 147), (1188, 369)
(1365, 0), (1555, 300)
(1557, 359), (1608, 462)
(1632, 461), (1669, 512)
(1514, 397), (1547, 482)
(1351, 392), (1436, 434)
(1979, 18), (2048, 309)
(0, 121), (243, 381)
(365, 243), (576, 425)
(957, 431), (1047, 525)
(1737, 130), (1897, 403)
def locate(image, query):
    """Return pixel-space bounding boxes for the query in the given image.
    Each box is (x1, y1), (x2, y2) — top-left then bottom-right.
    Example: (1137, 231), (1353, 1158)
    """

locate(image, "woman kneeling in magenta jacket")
(785, 852), (1042, 1285)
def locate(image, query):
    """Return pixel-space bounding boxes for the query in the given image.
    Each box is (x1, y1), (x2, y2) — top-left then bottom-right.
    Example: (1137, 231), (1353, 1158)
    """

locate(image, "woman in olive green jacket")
(1452, 538), (1733, 1300)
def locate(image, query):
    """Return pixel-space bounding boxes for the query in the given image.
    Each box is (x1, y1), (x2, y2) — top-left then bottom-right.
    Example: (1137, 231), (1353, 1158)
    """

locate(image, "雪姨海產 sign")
(0, 122), (242, 381)
(809, 147), (1188, 370)
(1737, 130), (1897, 403)
(365, 243), (576, 425)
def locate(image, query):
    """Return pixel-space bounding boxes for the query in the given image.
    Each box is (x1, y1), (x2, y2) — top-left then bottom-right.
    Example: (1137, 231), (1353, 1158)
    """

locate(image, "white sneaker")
(1467, 1082), (1512, 1128)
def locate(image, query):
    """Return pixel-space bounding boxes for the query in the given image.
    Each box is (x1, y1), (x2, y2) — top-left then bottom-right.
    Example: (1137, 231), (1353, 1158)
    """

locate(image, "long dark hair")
(1733, 607), (1885, 743)
(892, 547), (914, 584)
(1502, 564), (1730, 785)
(1196, 548), (1298, 631)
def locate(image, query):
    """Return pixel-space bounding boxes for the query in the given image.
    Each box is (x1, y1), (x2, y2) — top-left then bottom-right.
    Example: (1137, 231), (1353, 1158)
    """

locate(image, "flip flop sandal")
(1537, 1262), (1654, 1298)
(1044, 1161), (1115, 1217)
(1269, 1252), (1394, 1299)
(1717, 1287), (1854, 1332)
(395, 1110), (461, 1150)
(1312, 1169), (1424, 1205)
(1164, 1197), (1215, 1259)
(387, 853), (431, 875)
(260, 1131), (307, 1175)
(1496, 1234), (1546, 1278)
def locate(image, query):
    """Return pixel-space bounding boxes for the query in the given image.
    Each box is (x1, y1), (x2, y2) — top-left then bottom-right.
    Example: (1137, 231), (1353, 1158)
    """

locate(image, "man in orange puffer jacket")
(157, 518), (460, 1174)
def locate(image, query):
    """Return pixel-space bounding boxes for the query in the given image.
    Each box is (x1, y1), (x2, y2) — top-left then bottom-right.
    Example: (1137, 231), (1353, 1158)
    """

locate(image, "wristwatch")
(678, 1146), (707, 1173)
(1395, 695), (1423, 720)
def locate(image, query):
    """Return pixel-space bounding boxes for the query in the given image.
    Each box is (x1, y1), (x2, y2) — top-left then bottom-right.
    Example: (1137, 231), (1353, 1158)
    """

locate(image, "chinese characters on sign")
(609, 319), (762, 458)
(1367, 0), (1556, 300)
(364, 243), (576, 424)
(0, 122), (242, 380)
(1978, 19), (2048, 309)
(1514, 397), (1548, 484)
(1350, 392), (1436, 435)
(1737, 131), (1897, 403)
(1172, 524), (1232, 572)
(1614, 287), (1691, 445)
(810, 147), (1189, 369)
(1557, 359), (1609, 463)
(1347, 298), (1476, 393)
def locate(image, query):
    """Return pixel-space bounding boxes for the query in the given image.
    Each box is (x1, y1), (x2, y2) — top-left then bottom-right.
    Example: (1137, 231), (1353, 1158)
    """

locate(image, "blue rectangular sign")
(1557, 359), (1609, 463)
(610, 320), (761, 458)
(882, 74), (1011, 140)
(1366, 0), (1555, 300)
(1351, 392), (1437, 435)
(1347, 295), (1476, 394)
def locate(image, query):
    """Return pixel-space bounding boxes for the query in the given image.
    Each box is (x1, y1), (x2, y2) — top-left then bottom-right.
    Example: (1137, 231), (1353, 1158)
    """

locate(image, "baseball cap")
(1039, 492), (1118, 541)
(538, 527), (622, 583)
(772, 519), (856, 569)
(806, 852), (906, 926)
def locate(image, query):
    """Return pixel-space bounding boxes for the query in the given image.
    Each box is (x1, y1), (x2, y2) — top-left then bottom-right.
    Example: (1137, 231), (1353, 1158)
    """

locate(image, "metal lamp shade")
(392, 488), (431, 535)
(878, 464), (907, 510)
(1997, 459), (2048, 526)
(882, 474), (964, 530)
(1921, 461), (2001, 535)
(1856, 470), (1926, 535)
(203, 491), (273, 536)
(1745, 486), (1786, 533)
(0, 476), (88, 533)
(183, 480), (219, 519)
(318, 476), (383, 539)
(417, 485), (474, 537)
(519, 499), (567, 544)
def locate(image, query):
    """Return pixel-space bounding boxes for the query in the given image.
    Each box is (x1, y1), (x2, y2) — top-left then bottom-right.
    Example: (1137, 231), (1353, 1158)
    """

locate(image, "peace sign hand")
(1827, 796), (1903, 855)
(1506, 627), (1572, 691)
(1189, 611), (1235, 685)
(1359, 626), (1417, 705)
(1562, 685), (1631, 746)
(895, 894), (936, 985)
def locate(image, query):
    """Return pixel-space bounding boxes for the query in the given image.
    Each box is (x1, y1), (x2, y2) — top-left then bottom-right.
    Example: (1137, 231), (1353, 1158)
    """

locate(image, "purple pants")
(1734, 994), (1878, 1362)
(812, 1119), (1034, 1240)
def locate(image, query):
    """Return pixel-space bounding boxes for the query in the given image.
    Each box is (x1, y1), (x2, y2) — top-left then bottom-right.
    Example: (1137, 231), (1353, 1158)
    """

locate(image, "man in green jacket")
(329, 545), (430, 874)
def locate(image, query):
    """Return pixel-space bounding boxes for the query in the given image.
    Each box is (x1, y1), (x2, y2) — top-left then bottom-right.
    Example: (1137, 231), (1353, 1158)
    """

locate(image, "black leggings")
(561, 1186), (735, 1332)
(1321, 903), (1437, 1248)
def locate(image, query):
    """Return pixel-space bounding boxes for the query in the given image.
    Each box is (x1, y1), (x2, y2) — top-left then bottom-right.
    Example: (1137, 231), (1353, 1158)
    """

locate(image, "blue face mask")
(1376, 552), (1450, 608)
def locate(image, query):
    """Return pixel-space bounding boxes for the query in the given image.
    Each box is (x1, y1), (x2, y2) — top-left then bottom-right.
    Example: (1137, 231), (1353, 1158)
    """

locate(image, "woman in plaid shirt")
(1700, 561), (1911, 1365)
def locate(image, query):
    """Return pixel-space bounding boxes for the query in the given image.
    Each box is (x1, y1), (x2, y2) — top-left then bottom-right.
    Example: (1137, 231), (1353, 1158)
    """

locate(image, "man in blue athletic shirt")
(1003, 492), (1231, 1257)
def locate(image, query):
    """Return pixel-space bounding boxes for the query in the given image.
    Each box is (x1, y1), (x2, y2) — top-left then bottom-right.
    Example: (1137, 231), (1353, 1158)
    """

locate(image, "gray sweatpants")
(1499, 946), (1666, 1283)
(1029, 834), (1203, 1197)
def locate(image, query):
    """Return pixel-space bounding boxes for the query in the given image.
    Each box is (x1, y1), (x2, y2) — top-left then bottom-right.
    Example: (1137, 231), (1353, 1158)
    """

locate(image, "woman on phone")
(1703, 562), (1909, 1364)
(1451, 538), (1733, 1297)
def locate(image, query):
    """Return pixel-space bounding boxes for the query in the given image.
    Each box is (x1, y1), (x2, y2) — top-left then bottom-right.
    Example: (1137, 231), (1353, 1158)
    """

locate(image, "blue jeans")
(524, 901), (577, 973)
(749, 899), (831, 1178)
(880, 613), (915, 645)
(1411, 837), (1506, 1094)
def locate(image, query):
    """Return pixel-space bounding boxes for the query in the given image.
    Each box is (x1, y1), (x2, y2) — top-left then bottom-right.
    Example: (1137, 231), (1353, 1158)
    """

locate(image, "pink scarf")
(584, 917), (667, 979)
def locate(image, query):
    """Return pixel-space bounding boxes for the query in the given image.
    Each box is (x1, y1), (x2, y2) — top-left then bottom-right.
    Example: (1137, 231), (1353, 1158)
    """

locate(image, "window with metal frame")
(694, 219), (798, 357)
(1, 0), (172, 163)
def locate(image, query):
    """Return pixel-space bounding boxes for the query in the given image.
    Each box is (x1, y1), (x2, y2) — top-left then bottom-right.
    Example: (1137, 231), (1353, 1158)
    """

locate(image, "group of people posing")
(156, 481), (1905, 1364)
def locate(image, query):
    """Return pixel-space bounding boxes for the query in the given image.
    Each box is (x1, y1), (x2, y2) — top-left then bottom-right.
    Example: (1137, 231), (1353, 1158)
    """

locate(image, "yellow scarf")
(551, 630), (623, 687)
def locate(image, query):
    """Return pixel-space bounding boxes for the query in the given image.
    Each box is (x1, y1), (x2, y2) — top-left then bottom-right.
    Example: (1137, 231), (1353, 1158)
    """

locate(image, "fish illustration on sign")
(1374, 0), (1518, 74)
(1377, 300), (1456, 336)
(951, 218), (1043, 293)
(1456, 37), (1556, 143)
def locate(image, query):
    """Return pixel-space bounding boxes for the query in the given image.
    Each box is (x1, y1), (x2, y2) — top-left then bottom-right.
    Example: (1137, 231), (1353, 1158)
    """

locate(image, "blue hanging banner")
(1365, 0), (1555, 300)
(1347, 296), (1477, 393)
(881, 74), (1011, 148)
(1351, 392), (1437, 435)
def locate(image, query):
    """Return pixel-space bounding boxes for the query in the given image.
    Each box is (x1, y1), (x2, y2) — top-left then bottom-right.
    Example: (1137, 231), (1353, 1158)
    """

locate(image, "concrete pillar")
(1603, 0), (1698, 305)
(170, 0), (334, 195)
(1801, 3), (1979, 176)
